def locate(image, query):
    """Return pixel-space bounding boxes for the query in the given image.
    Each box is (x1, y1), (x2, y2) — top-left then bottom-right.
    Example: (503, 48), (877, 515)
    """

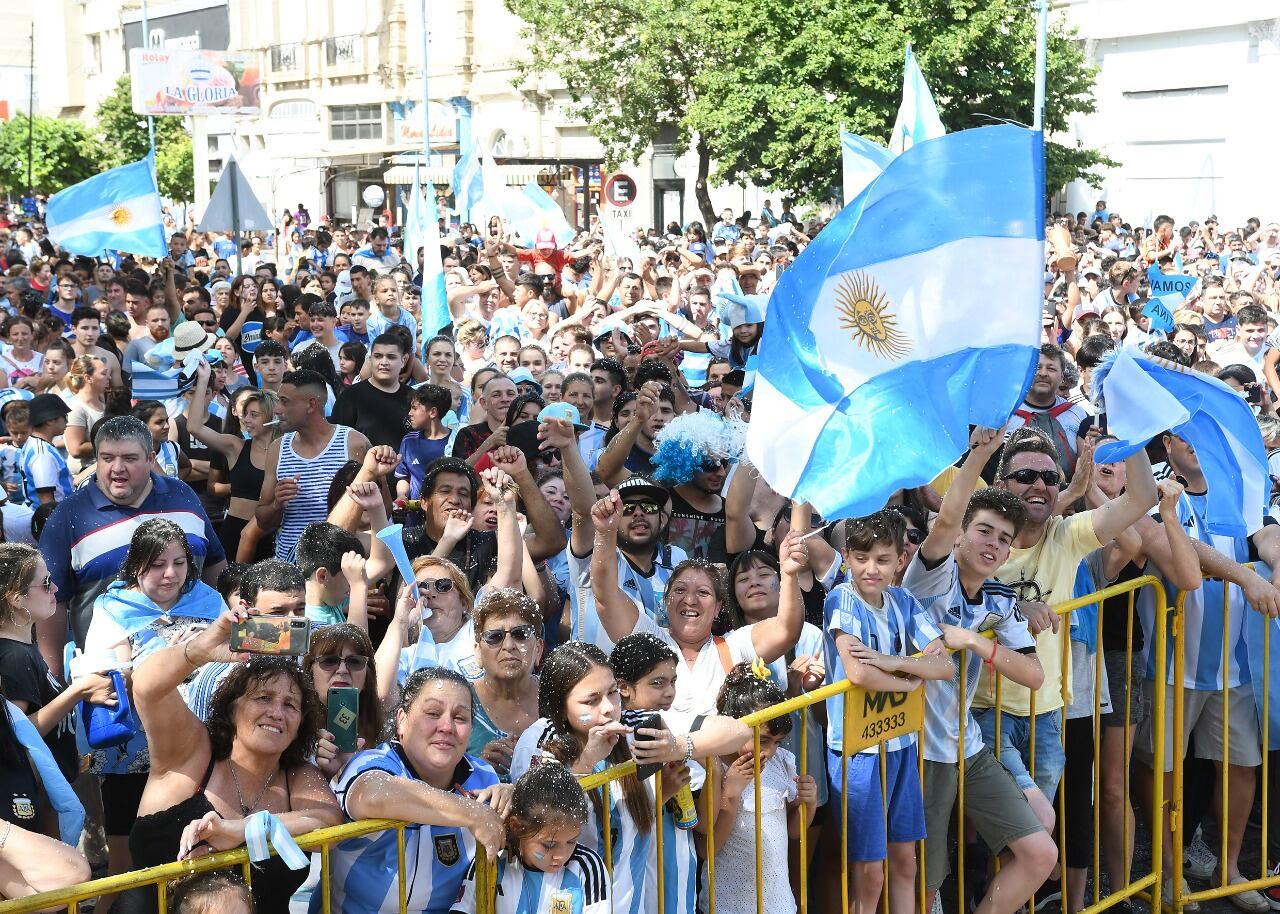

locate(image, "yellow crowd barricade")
(3, 577), (1178, 914)
(1168, 567), (1279, 913)
(0, 819), (410, 914)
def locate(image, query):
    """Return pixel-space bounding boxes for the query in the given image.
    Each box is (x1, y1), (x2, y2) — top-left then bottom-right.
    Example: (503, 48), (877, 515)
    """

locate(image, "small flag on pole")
(889, 44), (946, 155)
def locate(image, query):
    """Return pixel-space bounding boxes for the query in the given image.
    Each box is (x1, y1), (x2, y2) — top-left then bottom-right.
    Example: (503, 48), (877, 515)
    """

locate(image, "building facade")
(1060, 0), (1280, 228)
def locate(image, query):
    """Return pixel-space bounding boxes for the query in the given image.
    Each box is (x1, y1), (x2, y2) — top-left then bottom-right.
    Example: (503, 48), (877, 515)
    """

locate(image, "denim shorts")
(973, 707), (1065, 799)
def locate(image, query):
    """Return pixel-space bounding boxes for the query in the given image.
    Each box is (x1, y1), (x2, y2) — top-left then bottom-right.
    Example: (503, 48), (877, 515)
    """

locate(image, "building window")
(270, 100), (318, 119)
(84, 34), (101, 75)
(329, 104), (382, 141)
(271, 43), (300, 72)
(325, 35), (362, 67)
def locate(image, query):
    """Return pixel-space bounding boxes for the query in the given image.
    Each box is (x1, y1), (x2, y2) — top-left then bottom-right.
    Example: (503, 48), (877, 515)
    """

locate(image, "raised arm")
(187, 361), (243, 461)
(480, 467), (522, 590)
(588, 492), (642, 641)
(597, 381), (661, 486)
(919, 426), (1005, 565)
(723, 457), (760, 554)
(540, 418), (594, 558)
(489, 446), (565, 563)
(747, 529), (805, 663)
(1088, 447), (1158, 546)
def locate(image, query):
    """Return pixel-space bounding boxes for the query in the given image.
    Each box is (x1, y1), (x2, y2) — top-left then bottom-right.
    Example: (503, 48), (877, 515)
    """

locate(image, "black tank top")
(229, 441), (266, 501)
(116, 757), (305, 914)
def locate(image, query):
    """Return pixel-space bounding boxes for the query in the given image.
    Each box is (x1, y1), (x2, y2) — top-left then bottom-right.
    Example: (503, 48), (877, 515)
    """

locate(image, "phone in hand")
(229, 616), (311, 656)
(327, 686), (360, 753)
(620, 709), (662, 780)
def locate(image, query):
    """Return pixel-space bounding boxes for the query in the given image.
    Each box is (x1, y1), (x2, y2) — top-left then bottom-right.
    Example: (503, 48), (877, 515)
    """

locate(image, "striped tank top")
(275, 424), (351, 561)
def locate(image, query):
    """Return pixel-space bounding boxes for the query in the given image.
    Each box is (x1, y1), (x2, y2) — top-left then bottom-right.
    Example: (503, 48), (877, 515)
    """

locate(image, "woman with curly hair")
(116, 608), (340, 914)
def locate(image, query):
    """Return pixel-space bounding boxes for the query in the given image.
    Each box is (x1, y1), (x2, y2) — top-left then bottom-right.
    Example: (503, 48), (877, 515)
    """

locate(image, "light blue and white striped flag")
(745, 125), (1044, 520)
(1094, 347), (1267, 537)
(889, 44), (946, 155)
(130, 361), (181, 401)
(451, 139), (484, 222)
(841, 129), (894, 206)
(45, 154), (167, 258)
(408, 167), (450, 340)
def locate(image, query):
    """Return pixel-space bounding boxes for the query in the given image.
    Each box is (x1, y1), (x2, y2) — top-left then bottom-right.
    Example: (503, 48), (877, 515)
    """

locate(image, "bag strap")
(712, 636), (733, 676)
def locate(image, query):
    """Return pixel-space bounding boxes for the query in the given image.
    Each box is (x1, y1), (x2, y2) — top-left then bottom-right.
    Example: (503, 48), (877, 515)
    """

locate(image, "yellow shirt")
(973, 512), (1101, 716)
(930, 465), (987, 499)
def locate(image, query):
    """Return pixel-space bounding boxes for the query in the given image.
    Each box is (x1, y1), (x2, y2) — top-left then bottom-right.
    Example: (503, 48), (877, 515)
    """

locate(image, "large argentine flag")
(416, 172), (451, 340)
(45, 154), (166, 258)
(746, 125), (1043, 520)
(1093, 347), (1266, 537)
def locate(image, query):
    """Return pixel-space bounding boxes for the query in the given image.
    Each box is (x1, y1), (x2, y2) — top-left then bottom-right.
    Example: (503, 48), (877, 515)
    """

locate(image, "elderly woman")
(117, 609), (340, 914)
(466, 589), (543, 779)
(324, 667), (508, 914)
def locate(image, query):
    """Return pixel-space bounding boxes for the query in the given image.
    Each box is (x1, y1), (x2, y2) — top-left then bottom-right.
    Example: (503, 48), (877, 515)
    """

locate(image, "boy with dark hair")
(824, 508), (954, 914)
(253, 339), (288, 392)
(295, 521), (368, 628)
(395, 383), (453, 500)
(339, 298), (371, 345)
(904, 427), (1058, 914)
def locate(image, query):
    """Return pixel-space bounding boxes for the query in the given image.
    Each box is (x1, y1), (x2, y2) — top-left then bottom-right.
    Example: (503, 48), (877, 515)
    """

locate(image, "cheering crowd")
(3, 200), (1280, 914)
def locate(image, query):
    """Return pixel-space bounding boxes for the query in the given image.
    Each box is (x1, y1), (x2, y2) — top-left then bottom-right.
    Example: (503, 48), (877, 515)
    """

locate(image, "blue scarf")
(95, 580), (225, 641)
(6, 700), (83, 845)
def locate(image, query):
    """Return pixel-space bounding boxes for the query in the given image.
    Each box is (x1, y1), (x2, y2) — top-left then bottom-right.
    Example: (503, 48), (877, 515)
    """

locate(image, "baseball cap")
(1073, 302), (1100, 322)
(538, 402), (587, 431)
(615, 474), (670, 510)
(507, 367), (543, 394)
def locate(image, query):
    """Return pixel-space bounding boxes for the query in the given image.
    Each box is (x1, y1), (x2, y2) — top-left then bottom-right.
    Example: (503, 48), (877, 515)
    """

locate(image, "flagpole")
(25, 22), (33, 195)
(141, 0), (156, 153)
(420, 0), (431, 354)
(1032, 0), (1048, 131)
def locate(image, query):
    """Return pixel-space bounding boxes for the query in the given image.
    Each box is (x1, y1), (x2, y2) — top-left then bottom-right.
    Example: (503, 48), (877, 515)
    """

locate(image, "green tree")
(0, 115), (103, 194)
(95, 76), (195, 202)
(505, 0), (1116, 213)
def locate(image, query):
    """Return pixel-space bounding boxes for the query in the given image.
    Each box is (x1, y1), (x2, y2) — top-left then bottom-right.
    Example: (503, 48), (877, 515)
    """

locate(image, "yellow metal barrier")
(0, 819), (410, 914)
(1169, 567), (1279, 913)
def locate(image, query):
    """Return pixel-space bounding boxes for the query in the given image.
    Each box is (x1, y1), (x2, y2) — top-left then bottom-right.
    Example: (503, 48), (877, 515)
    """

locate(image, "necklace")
(228, 761), (277, 816)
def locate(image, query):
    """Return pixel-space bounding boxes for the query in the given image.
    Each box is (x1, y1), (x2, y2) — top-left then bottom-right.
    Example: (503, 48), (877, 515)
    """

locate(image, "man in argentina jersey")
(452, 844), (610, 913)
(1133, 433), (1280, 903)
(902, 428), (1057, 913)
(322, 741), (501, 914)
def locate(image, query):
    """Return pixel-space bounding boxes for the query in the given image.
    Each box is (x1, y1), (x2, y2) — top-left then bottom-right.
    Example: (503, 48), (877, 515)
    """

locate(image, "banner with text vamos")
(130, 49), (260, 116)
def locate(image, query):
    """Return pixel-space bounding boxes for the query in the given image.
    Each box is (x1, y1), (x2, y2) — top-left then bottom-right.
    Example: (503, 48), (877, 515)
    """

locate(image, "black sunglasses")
(478, 624), (538, 647)
(1002, 468), (1062, 488)
(314, 654), (369, 672)
(622, 501), (661, 516)
(905, 528), (924, 546)
(414, 578), (456, 595)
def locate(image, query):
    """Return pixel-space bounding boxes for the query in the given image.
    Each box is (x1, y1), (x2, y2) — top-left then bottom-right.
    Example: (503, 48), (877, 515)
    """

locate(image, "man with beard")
(35, 415), (226, 677)
(548, 410), (687, 645)
(1006, 344), (1089, 480)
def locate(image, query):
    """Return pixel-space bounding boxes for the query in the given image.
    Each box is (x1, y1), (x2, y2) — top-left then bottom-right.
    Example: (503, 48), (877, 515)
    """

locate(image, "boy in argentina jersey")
(902, 428), (1057, 914)
(823, 510), (954, 914)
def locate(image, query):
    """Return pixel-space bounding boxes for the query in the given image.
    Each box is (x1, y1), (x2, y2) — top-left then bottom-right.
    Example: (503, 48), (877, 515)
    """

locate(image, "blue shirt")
(322, 742), (499, 914)
(16, 435), (72, 505)
(41, 473), (225, 649)
(394, 431), (450, 499)
(367, 306), (418, 342)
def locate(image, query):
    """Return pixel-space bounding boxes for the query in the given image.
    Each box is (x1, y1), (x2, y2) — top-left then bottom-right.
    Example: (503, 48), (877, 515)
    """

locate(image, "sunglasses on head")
(1002, 468), (1062, 488)
(314, 654), (369, 672)
(478, 624), (538, 647)
(621, 501), (661, 516)
(414, 578), (456, 595)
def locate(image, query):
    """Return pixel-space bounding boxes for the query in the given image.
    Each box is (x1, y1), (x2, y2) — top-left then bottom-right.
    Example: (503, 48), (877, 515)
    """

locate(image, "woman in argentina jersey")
(452, 763), (610, 914)
(319, 668), (511, 914)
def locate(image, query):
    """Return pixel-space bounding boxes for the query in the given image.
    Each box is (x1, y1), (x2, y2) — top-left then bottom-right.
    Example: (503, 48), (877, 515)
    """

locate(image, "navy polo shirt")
(41, 473), (226, 649)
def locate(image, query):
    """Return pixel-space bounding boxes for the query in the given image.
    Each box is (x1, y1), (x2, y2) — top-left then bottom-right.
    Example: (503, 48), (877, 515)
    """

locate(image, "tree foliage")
(96, 76), (195, 202)
(504, 0), (1114, 210)
(0, 115), (103, 195)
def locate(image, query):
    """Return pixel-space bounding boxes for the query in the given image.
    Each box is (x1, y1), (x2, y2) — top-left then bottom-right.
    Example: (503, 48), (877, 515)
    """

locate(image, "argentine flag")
(45, 155), (166, 259)
(1093, 347), (1267, 538)
(452, 139), (484, 221)
(889, 44), (946, 155)
(746, 125), (1043, 520)
(841, 129), (893, 206)
(409, 168), (450, 341)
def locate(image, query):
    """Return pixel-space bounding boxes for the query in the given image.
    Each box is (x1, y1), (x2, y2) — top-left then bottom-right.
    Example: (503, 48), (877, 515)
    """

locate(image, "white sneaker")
(1185, 833), (1219, 882)
(1165, 876), (1200, 913)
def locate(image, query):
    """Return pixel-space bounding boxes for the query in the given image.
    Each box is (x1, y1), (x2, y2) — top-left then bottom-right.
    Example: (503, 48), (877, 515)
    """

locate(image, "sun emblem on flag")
(110, 206), (133, 227)
(834, 271), (911, 360)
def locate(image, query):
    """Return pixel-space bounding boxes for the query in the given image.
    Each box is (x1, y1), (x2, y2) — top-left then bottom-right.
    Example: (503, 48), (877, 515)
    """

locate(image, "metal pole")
(141, 0), (156, 153)
(26, 21), (33, 194)
(230, 159), (242, 276)
(421, 0), (430, 161)
(1032, 0), (1049, 131)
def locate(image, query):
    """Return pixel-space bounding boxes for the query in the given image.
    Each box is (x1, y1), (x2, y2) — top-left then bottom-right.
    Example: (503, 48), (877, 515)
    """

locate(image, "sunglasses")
(478, 624), (538, 647)
(414, 578), (456, 595)
(1002, 468), (1062, 488)
(905, 528), (924, 546)
(621, 501), (661, 516)
(314, 654), (369, 672)
(27, 574), (53, 593)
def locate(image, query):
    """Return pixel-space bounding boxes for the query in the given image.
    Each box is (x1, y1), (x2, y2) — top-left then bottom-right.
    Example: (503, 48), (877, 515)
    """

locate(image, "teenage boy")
(903, 427), (1058, 914)
(295, 521), (369, 628)
(824, 510), (953, 914)
(295, 301), (348, 370)
(395, 384), (452, 500)
(253, 339), (288, 393)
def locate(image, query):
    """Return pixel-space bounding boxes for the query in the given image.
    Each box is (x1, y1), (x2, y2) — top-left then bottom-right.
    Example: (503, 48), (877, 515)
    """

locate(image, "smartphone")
(229, 616), (311, 656)
(327, 686), (360, 753)
(620, 709), (662, 780)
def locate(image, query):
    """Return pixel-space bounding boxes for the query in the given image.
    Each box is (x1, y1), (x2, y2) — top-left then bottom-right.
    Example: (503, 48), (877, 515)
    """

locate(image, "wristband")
(985, 642), (998, 667)
(684, 734), (695, 761)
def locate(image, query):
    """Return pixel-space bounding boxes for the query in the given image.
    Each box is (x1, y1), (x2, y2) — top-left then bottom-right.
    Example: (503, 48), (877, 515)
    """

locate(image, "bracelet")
(0, 819), (11, 851)
(684, 734), (695, 761)
(986, 642), (998, 667)
(183, 640), (195, 666)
